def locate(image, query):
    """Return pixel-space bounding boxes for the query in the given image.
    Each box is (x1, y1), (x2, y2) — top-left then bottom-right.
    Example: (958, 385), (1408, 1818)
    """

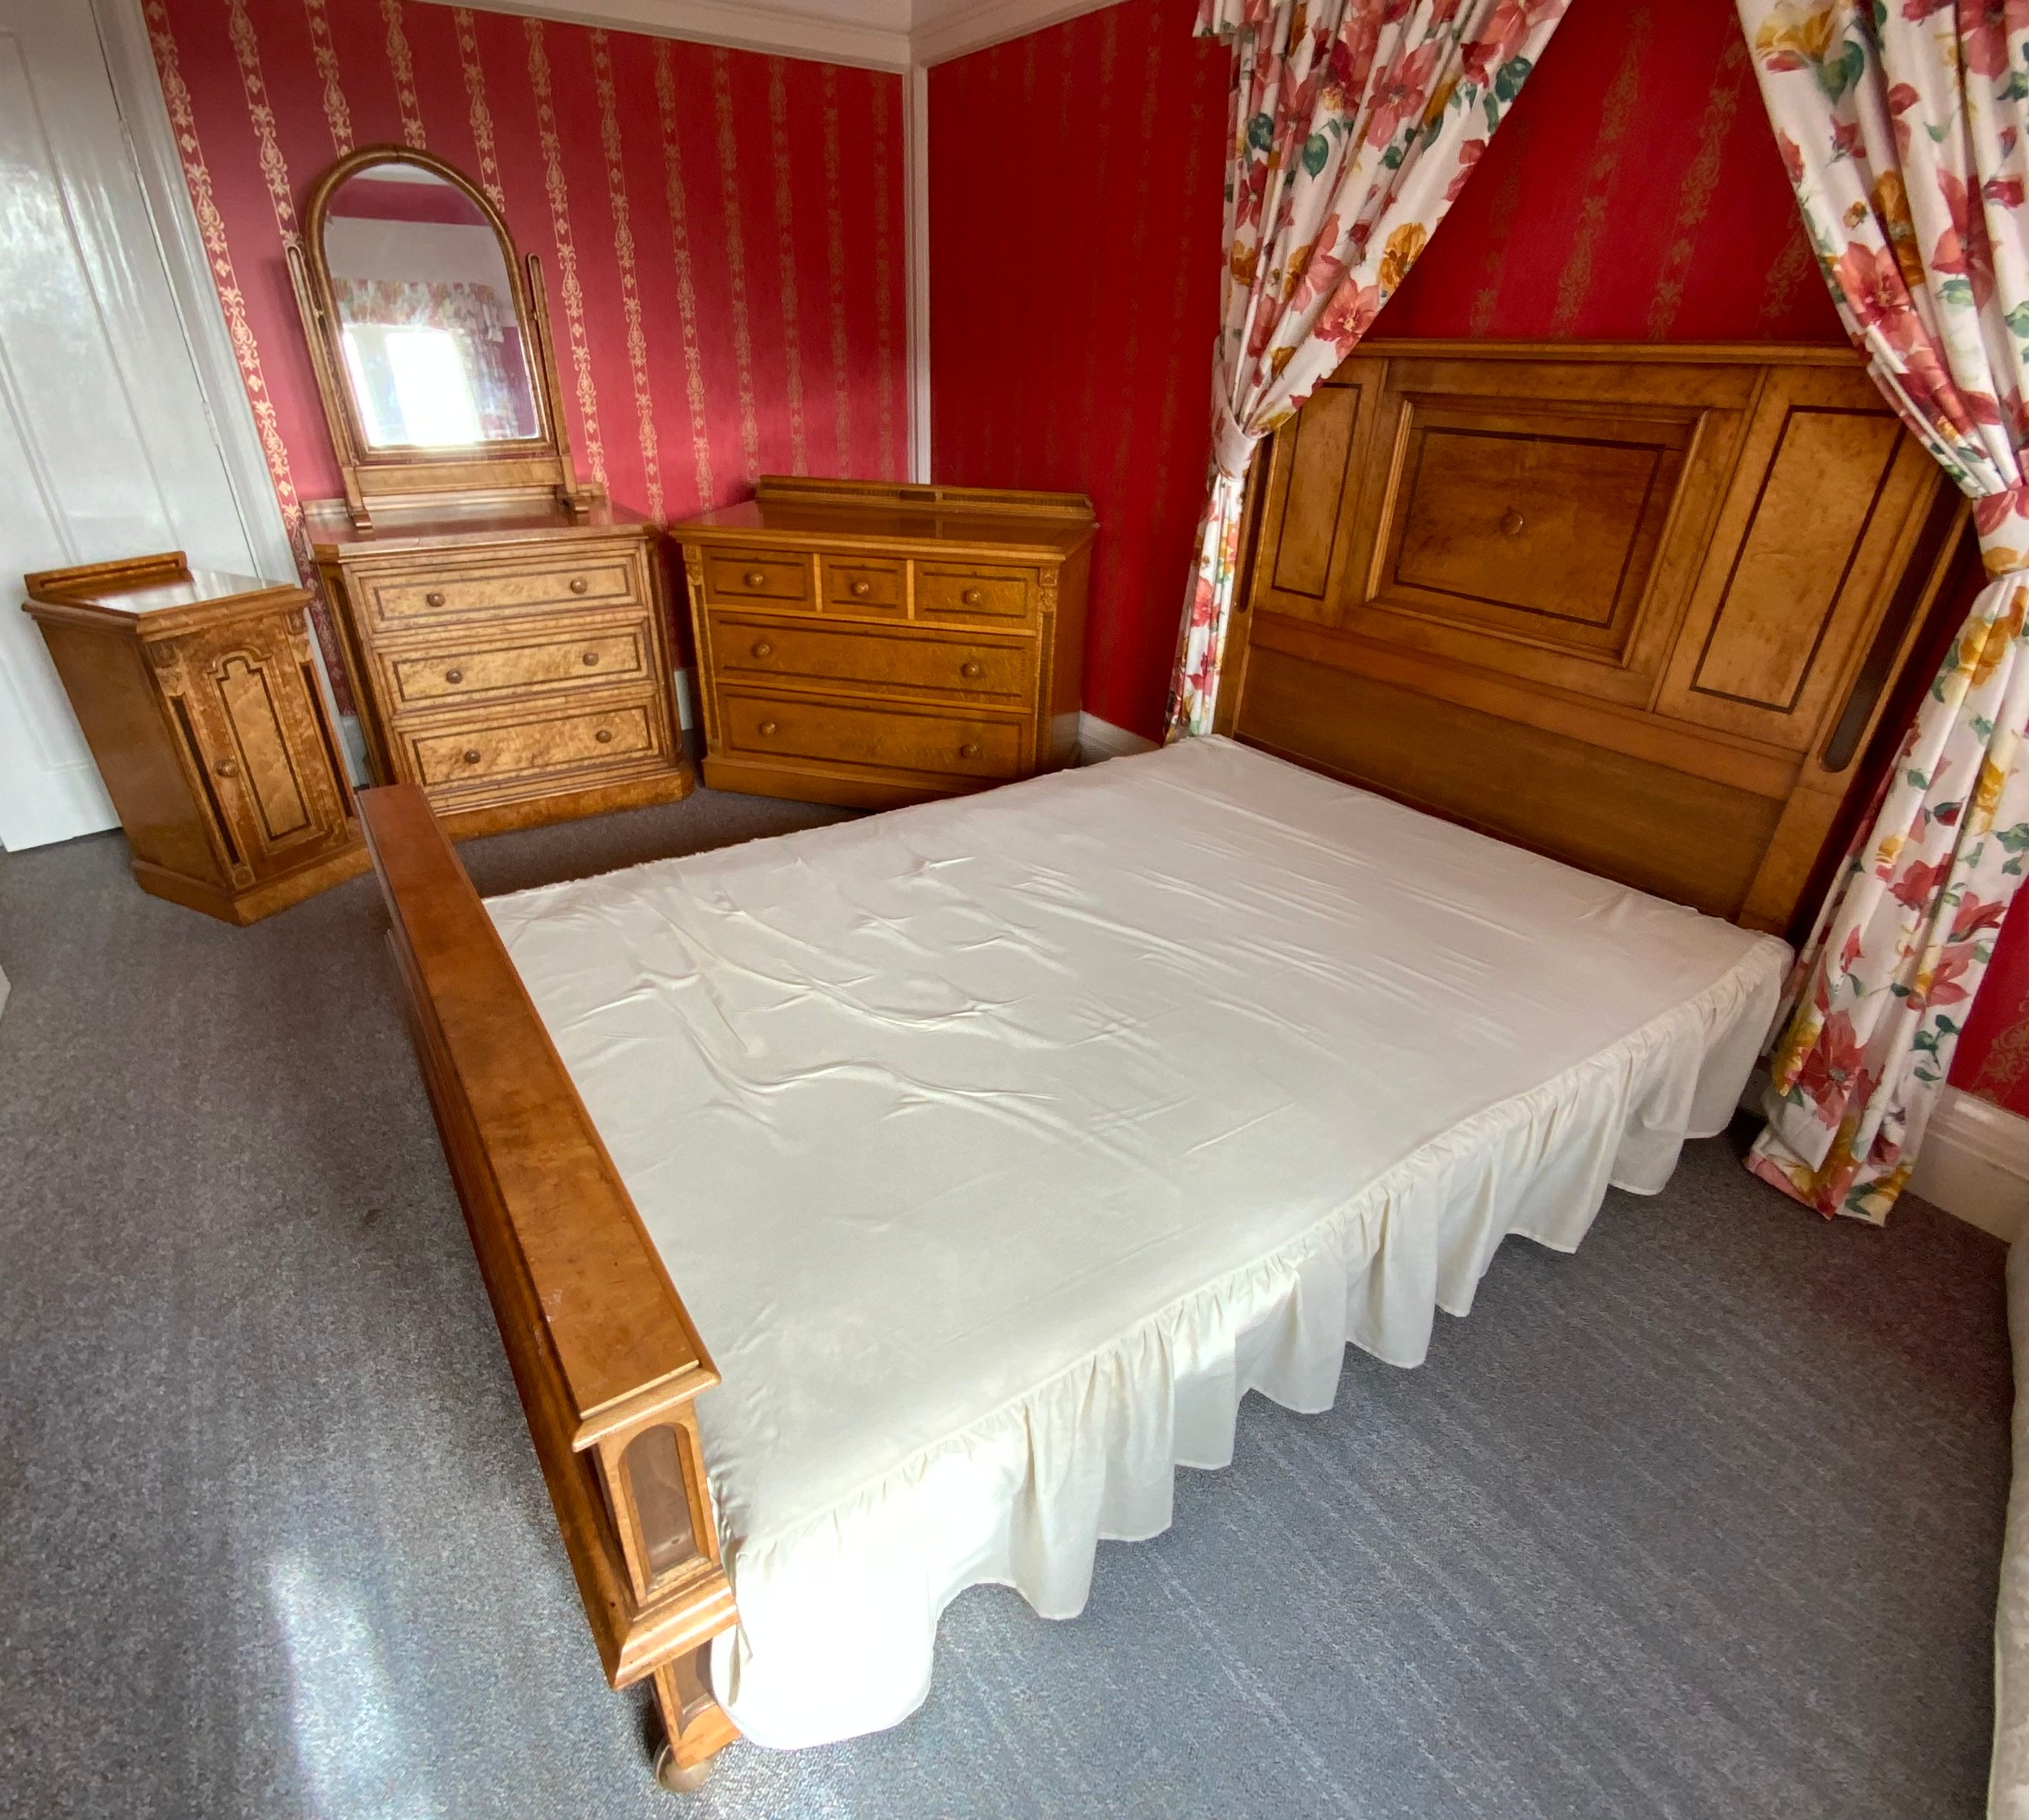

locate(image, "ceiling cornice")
(415, 0), (913, 70)
(411, 0), (1124, 71)
(910, 0), (1119, 66)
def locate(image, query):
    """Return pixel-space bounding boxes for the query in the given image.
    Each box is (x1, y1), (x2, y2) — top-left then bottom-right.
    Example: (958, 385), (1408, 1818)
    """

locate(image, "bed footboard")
(359, 783), (739, 1787)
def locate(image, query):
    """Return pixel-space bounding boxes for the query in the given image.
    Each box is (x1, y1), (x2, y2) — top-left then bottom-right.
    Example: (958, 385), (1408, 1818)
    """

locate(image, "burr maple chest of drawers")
(675, 478), (1096, 808)
(309, 499), (692, 839)
(22, 552), (366, 924)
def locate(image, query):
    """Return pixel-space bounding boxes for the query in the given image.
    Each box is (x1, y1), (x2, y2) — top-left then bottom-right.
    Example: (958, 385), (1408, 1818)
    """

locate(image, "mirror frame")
(287, 145), (594, 528)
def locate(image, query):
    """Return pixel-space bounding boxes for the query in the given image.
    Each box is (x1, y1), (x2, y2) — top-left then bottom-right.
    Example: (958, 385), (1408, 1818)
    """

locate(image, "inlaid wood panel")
(1657, 372), (1936, 751)
(1691, 411), (1902, 708)
(206, 649), (312, 844)
(1255, 348), (1762, 708)
(1383, 405), (1694, 656)
(1267, 380), (1363, 607)
(1224, 342), (1962, 935)
(160, 617), (355, 884)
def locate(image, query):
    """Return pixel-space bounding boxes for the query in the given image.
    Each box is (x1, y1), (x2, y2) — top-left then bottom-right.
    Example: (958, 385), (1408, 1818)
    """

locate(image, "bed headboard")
(1213, 341), (1967, 935)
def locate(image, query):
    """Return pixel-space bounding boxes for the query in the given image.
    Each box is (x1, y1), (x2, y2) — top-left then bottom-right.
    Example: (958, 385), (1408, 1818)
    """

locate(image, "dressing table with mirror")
(291, 147), (690, 837)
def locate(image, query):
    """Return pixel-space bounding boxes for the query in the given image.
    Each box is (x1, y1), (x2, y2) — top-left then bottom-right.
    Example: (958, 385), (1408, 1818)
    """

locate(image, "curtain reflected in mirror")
(321, 161), (540, 450)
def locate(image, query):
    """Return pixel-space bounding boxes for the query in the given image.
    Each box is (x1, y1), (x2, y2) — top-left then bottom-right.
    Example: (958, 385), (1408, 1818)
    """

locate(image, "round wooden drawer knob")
(959, 742), (980, 759)
(752, 640), (773, 658)
(851, 579), (871, 597)
(463, 748), (482, 764)
(445, 669), (463, 684)
(1501, 507), (1526, 536)
(960, 660), (983, 679)
(569, 576), (589, 594)
(744, 570), (766, 587)
(213, 758), (239, 778)
(759, 720), (778, 736)
(961, 588), (983, 606)
(596, 728), (614, 744)
(582, 651), (600, 665)
(426, 590), (446, 608)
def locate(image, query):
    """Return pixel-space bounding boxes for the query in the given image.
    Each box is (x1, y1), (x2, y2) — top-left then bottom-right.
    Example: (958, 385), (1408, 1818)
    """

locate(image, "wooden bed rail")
(359, 783), (739, 1787)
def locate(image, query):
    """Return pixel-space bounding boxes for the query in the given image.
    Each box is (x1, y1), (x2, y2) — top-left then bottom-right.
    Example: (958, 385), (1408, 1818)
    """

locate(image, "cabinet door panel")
(174, 617), (353, 879)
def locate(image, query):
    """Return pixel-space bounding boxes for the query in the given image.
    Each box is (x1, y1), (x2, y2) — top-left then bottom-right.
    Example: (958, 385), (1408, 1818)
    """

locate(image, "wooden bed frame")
(359, 785), (738, 1792)
(360, 341), (1967, 1794)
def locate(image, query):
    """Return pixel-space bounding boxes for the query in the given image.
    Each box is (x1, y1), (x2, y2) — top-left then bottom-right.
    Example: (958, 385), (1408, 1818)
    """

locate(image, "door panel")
(0, 0), (264, 849)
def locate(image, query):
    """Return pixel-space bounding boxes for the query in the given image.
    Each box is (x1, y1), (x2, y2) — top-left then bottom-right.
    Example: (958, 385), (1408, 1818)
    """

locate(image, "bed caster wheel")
(654, 1743), (716, 1795)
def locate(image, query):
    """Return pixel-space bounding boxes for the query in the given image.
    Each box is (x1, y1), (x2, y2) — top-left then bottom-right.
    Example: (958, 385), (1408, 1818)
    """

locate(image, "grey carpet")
(0, 787), (2011, 1820)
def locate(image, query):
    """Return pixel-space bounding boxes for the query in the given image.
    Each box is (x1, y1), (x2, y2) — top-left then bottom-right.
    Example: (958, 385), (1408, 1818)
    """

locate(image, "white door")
(0, 0), (274, 849)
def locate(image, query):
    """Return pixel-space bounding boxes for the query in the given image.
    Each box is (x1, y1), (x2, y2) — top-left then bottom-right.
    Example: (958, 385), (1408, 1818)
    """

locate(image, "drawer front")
(408, 697), (658, 789)
(365, 550), (641, 630)
(712, 614), (1032, 702)
(719, 687), (1023, 781)
(915, 563), (1035, 623)
(703, 548), (812, 605)
(821, 556), (905, 613)
(385, 620), (650, 710)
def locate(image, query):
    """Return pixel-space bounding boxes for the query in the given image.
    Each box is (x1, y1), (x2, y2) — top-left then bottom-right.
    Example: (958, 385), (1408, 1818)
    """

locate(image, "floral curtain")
(1164, 0), (1570, 738)
(1737, 0), (2029, 1222)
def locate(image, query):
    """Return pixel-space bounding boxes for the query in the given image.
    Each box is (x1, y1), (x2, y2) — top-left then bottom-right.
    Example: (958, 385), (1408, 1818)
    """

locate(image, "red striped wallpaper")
(928, 0), (1228, 742)
(144, 0), (907, 699)
(928, 0), (2023, 1113)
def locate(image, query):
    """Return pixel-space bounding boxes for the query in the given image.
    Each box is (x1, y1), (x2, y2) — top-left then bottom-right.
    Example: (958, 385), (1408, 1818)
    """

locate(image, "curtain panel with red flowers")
(1737, 0), (2029, 1223)
(1164, 0), (1570, 738)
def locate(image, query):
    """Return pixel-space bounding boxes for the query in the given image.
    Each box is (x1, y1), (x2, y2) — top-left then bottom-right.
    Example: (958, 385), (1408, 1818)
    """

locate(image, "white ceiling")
(413, 0), (1124, 71)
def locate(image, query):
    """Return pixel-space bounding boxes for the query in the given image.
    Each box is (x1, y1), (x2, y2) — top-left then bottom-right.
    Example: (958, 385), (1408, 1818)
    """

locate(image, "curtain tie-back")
(1975, 488), (2029, 578)
(1209, 391), (1256, 484)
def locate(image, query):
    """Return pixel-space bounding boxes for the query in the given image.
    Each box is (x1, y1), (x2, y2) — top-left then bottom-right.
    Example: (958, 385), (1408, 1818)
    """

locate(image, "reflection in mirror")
(321, 161), (540, 450)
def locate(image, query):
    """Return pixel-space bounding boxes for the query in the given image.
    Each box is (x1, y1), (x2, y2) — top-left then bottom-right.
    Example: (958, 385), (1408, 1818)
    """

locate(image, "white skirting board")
(1909, 1087), (2029, 1244)
(1076, 712), (1158, 764)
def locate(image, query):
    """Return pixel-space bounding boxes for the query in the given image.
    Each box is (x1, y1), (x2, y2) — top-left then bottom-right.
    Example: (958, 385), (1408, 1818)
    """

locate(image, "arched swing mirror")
(288, 147), (592, 527)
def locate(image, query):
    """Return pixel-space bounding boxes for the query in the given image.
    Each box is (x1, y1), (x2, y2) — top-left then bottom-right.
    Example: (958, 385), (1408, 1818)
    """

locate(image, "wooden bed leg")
(650, 1643), (738, 1795)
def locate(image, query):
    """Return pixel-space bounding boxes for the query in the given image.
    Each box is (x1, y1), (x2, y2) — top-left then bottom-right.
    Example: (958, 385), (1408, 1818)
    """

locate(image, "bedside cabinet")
(675, 478), (1096, 809)
(22, 553), (366, 924)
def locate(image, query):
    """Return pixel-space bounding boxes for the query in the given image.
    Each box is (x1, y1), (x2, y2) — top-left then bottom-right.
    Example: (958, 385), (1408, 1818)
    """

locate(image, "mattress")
(486, 735), (1789, 1750)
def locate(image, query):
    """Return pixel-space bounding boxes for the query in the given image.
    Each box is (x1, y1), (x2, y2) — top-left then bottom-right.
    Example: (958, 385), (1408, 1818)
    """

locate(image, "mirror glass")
(321, 161), (541, 450)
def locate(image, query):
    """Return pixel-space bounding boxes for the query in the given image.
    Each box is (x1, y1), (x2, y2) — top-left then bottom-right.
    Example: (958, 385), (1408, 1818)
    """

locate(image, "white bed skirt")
(703, 928), (1777, 1748)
